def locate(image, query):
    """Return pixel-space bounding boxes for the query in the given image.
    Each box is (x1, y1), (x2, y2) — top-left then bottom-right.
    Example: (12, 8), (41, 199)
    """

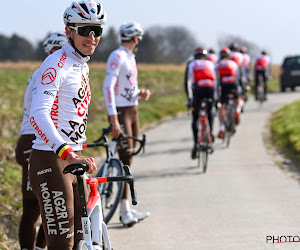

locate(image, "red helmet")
(193, 47), (207, 57)
(220, 47), (231, 58)
(240, 46), (247, 53)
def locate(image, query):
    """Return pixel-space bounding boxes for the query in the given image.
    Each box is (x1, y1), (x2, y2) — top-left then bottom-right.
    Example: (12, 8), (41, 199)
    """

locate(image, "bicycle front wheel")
(76, 240), (89, 250)
(98, 159), (125, 223)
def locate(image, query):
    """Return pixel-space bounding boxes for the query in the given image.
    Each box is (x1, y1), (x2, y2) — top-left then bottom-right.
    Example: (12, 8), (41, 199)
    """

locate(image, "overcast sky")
(2, 0), (300, 63)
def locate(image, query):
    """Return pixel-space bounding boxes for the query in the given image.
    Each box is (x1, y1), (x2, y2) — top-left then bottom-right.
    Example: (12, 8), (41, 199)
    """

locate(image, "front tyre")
(76, 240), (89, 250)
(100, 159), (124, 223)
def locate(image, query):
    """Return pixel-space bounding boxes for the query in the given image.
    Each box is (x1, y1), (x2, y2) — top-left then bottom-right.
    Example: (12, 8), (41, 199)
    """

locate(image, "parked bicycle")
(223, 91), (237, 148)
(63, 163), (137, 250)
(195, 98), (214, 172)
(83, 125), (146, 223)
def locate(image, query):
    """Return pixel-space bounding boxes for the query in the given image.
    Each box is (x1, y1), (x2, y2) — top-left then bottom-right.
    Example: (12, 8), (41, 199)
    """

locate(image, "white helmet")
(119, 21), (144, 41)
(63, 0), (106, 26)
(43, 31), (68, 54)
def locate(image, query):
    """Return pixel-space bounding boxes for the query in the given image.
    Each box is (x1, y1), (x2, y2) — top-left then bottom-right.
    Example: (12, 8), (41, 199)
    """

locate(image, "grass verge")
(270, 100), (300, 163)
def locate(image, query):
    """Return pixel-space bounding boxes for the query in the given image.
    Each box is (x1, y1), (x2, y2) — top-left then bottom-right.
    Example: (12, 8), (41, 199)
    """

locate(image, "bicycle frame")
(78, 175), (111, 249)
(63, 164), (137, 250)
(198, 101), (213, 146)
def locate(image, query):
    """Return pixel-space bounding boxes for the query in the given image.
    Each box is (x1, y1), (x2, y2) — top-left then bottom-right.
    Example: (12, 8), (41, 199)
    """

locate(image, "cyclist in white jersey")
(15, 31), (67, 250)
(28, 1), (106, 249)
(103, 21), (151, 227)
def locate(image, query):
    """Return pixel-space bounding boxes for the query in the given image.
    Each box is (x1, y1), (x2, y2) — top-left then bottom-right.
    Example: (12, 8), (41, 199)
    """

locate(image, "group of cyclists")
(15, 0), (151, 249)
(185, 42), (272, 159)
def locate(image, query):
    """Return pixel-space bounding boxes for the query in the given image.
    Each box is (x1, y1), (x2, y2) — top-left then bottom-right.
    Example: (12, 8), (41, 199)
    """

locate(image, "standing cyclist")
(28, 1), (105, 249)
(254, 50), (271, 100)
(216, 48), (241, 139)
(15, 31), (67, 250)
(102, 21), (151, 227)
(186, 48), (218, 159)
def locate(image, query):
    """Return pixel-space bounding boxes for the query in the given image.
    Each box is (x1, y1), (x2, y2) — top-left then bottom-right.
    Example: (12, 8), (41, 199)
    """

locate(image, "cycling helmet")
(63, 0), (106, 26)
(220, 48), (231, 58)
(43, 31), (68, 54)
(240, 46), (247, 53)
(208, 48), (215, 54)
(193, 47), (207, 57)
(229, 42), (239, 52)
(261, 50), (267, 55)
(119, 21), (144, 41)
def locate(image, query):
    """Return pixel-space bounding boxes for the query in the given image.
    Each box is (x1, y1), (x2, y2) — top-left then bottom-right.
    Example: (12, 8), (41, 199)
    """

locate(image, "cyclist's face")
(66, 24), (101, 55)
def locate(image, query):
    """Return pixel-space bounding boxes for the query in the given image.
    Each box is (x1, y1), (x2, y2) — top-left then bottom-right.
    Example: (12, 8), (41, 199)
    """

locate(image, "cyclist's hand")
(65, 152), (97, 174)
(186, 98), (193, 108)
(139, 89), (151, 101)
(111, 121), (122, 138)
(215, 101), (221, 109)
(109, 115), (122, 138)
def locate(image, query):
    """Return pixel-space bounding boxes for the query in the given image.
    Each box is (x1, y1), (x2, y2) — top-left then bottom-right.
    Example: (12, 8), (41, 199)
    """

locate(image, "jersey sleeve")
(102, 51), (123, 116)
(29, 57), (73, 159)
(186, 61), (194, 100)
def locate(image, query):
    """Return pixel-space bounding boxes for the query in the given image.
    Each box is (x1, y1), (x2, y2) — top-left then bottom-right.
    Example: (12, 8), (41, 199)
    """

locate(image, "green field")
(0, 63), (287, 248)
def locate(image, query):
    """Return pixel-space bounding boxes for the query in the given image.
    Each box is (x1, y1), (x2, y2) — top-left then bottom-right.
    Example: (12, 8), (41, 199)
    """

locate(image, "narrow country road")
(107, 90), (300, 250)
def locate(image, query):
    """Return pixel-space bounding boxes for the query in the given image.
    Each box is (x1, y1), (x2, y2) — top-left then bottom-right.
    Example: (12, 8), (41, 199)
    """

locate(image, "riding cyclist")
(207, 48), (219, 64)
(216, 48), (241, 139)
(15, 31), (67, 250)
(228, 42), (246, 112)
(240, 46), (251, 102)
(186, 48), (218, 159)
(102, 21), (151, 227)
(28, 1), (106, 249)
(254, 50), (271, 100)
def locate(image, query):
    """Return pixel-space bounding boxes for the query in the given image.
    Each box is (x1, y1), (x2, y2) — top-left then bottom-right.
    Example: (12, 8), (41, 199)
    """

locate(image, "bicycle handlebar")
(63, 164), (137, 205)
(119, 133), (146, 156)
(93, 124), (113, 143)
(83, 124), (146, 157)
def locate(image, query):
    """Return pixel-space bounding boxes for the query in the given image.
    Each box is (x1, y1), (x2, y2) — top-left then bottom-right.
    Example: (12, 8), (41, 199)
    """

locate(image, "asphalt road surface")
(107, 90), (300, 250)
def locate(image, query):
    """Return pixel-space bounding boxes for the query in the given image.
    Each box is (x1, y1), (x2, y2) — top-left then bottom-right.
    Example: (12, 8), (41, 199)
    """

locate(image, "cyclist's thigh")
(220, 84), (235, 104)
(117, 106), (136, 165)
(29, 150), (83, 250)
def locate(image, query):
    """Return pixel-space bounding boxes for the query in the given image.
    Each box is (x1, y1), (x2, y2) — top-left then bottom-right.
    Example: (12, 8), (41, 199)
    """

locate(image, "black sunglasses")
(70, 25), (103, 37)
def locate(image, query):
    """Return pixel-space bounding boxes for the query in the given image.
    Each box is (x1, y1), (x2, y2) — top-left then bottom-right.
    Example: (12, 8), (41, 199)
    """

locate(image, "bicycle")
(223, 91), (237, 148)
(63, 163), (137, 250)
(195, 98), (214, 172)
(83, 125), (146, 223)
(256, 74), (266, 109)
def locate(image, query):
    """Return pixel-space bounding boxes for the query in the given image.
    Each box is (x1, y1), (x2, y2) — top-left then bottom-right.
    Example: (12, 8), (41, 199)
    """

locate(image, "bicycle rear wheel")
(200, 137), (209, 173)
(97, 159), (124, 223)
(257, 84), (265, 109)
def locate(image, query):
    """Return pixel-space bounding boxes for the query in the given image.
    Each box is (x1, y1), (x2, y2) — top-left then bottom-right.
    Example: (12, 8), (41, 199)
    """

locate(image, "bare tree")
(147, 25), (198, 64)
(217, 34), (261, 59)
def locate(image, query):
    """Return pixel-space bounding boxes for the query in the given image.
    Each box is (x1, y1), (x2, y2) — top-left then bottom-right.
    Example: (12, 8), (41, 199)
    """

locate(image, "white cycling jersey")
(20, 68), (40, 135)
(102, 46), (140, 116)
(30, 42), (91, 159)
(187, 59), (218, 100)
(207, 53), (218, 64)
